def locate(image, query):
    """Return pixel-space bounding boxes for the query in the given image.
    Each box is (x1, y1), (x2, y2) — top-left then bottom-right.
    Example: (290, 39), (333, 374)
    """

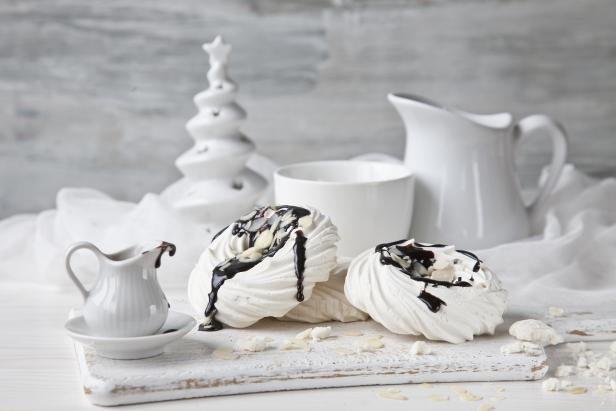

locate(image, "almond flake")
(280, 339), (310, 351)
(567, 387), (587, 395)
(477, 404), (494, 411)
(343, 330), (363, 337)
(377, 388), (407, 401)
(454, 387), (482, 401)
(495, 386), (506, 392)
(428, 394), (449, 401)
(420, 383), (433, 389)
(212, 347), (239, 360)
(334, 347), (354, 356)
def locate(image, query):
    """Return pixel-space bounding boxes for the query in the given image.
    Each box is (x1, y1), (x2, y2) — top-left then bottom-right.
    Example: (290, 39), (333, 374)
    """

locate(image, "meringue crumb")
(547, 306), (565, 318)
(234, 336), (268, 352)
(477, 404), (494, 411)
(343, 330), (363, 337)
(280, 339), (310, 351)
(577, 356), (588, 368)
(453, 387), (482, 401)
(295, 328), (313, 340)
(296, 326), (331, 341)
(411, 341), (431, 355)
(211, 347), (239, 360)
(356, 338), (384, 353)
(500, 341), (542, 355)
(566, 342), (587, 353)
(595, 385), (612, 394)
(428, 394), (449, 401)
(334, 347), (354, 356)
(595, 356), (612, 371)
(420, 383), (433, 389)
(509, 319), (563, 346)
(377, 388), (407, 401)
(495, 386), (506, 392)
(555, 365), (575, 377)
(542, 378), (560, 392)
(567, 387), (587, 395)
(310, 326), (332, 341)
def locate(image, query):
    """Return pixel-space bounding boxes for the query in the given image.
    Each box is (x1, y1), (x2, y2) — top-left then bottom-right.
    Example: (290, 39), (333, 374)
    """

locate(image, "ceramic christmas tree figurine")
(163, 36), (267, 227)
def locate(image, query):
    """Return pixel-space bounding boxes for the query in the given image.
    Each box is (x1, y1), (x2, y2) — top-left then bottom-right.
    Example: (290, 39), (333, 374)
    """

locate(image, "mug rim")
(274, 160), (413, 186)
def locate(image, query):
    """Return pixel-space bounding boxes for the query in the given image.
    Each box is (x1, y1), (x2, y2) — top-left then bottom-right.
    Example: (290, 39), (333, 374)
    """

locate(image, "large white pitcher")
(388, 93), (568, 249)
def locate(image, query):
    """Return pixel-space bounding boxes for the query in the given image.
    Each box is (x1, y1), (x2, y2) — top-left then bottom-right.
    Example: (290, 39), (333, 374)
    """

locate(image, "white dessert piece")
(547, 306), (565, 318)
(410, 341), (431, 355)
(295, 326), (332, 341)
(500, 341), (542, 355)
(234, 336), (268, 352)
(281, 261), (369, 323)
(509, 319), (564, 346)
(188, 205), (339, 330)
(344, 239), (507, 343)
(555, 364), (575, 377)
(610, 341), (616, 353)
(542, 378), (560, 391)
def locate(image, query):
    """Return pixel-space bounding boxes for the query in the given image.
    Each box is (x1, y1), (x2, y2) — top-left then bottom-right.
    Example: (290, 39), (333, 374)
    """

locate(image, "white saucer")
(65, 310), (196, 360)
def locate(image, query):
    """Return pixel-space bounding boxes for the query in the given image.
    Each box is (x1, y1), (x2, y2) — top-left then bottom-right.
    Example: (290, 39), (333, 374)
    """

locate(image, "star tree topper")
(203, 35), (231, 65)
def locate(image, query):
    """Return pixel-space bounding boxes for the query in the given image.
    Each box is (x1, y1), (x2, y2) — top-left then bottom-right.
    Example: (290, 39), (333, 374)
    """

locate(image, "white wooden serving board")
(73, 314), (548, 406)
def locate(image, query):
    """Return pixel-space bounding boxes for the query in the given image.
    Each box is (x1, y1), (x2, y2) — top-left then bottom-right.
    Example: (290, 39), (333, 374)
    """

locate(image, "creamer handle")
(65, 241), (103, 301)
(513, 115), (568, 220)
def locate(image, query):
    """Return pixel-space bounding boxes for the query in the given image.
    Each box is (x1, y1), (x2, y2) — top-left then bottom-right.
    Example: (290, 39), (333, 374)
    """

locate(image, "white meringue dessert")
(281, 260), (369, 323)
(344, 239), (506, 343)
(188, 205), (339, 330)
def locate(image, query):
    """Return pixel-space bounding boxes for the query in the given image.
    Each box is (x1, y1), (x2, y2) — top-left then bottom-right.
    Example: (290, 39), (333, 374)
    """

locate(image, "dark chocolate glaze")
(417, 289), (447, 313)
(199, 205), (311, 331)
(293, 231), (307, 302)
(375, 240), (483, 313)
(144, 241), (176, 269)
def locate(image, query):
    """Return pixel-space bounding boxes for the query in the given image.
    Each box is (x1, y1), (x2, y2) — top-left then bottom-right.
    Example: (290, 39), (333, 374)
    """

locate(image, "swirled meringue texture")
(188, 206), (339, 328)
(344, 240), (507, 343)
(281, 260), (369, 323)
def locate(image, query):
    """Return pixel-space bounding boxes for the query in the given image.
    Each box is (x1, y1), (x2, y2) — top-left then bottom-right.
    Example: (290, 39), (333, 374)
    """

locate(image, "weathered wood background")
(1, 0), (615, 218)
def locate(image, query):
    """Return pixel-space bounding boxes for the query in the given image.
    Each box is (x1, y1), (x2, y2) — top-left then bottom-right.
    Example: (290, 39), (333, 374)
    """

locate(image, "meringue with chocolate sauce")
(188, 205), (339, 330)
(344, 239), (506, 343)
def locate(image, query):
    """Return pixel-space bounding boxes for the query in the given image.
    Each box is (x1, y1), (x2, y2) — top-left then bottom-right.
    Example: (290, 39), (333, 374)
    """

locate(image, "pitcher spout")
(141, 241), (177, 269)
(387, 92), (513, 131)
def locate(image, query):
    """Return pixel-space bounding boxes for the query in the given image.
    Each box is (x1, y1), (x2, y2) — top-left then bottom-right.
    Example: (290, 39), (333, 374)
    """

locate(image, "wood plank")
(74, 317), (548, 406)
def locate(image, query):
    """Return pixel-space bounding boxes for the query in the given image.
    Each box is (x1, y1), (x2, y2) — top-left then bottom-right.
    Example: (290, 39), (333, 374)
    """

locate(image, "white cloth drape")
(1, 164), (614, 311)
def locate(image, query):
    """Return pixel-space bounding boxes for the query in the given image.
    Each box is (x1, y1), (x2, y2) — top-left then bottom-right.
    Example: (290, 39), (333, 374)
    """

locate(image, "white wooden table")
(1, 283), (614, 410)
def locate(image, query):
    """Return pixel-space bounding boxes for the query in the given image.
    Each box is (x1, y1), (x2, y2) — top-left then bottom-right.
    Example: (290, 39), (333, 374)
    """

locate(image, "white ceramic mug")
(274, 160), (415, 257)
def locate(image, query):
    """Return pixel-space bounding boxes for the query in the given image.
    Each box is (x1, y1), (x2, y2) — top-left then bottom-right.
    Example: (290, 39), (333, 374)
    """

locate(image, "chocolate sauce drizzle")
(199, 205), (311, 332)
(150, 241), (177, 269)
(375, 240), (482, 313)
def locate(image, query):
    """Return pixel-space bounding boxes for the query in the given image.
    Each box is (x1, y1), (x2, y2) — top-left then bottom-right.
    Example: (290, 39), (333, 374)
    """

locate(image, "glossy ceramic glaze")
(274, 160), (414, 257)
(65, 310), (195, 359)
(65, 242), (173, 337)
(388, 93), (568, 249)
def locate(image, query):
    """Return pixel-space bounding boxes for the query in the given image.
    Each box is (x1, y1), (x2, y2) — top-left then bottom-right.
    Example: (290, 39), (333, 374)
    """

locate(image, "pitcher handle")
(513, 115), (568, 219)
(65, 241), (103, 301)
